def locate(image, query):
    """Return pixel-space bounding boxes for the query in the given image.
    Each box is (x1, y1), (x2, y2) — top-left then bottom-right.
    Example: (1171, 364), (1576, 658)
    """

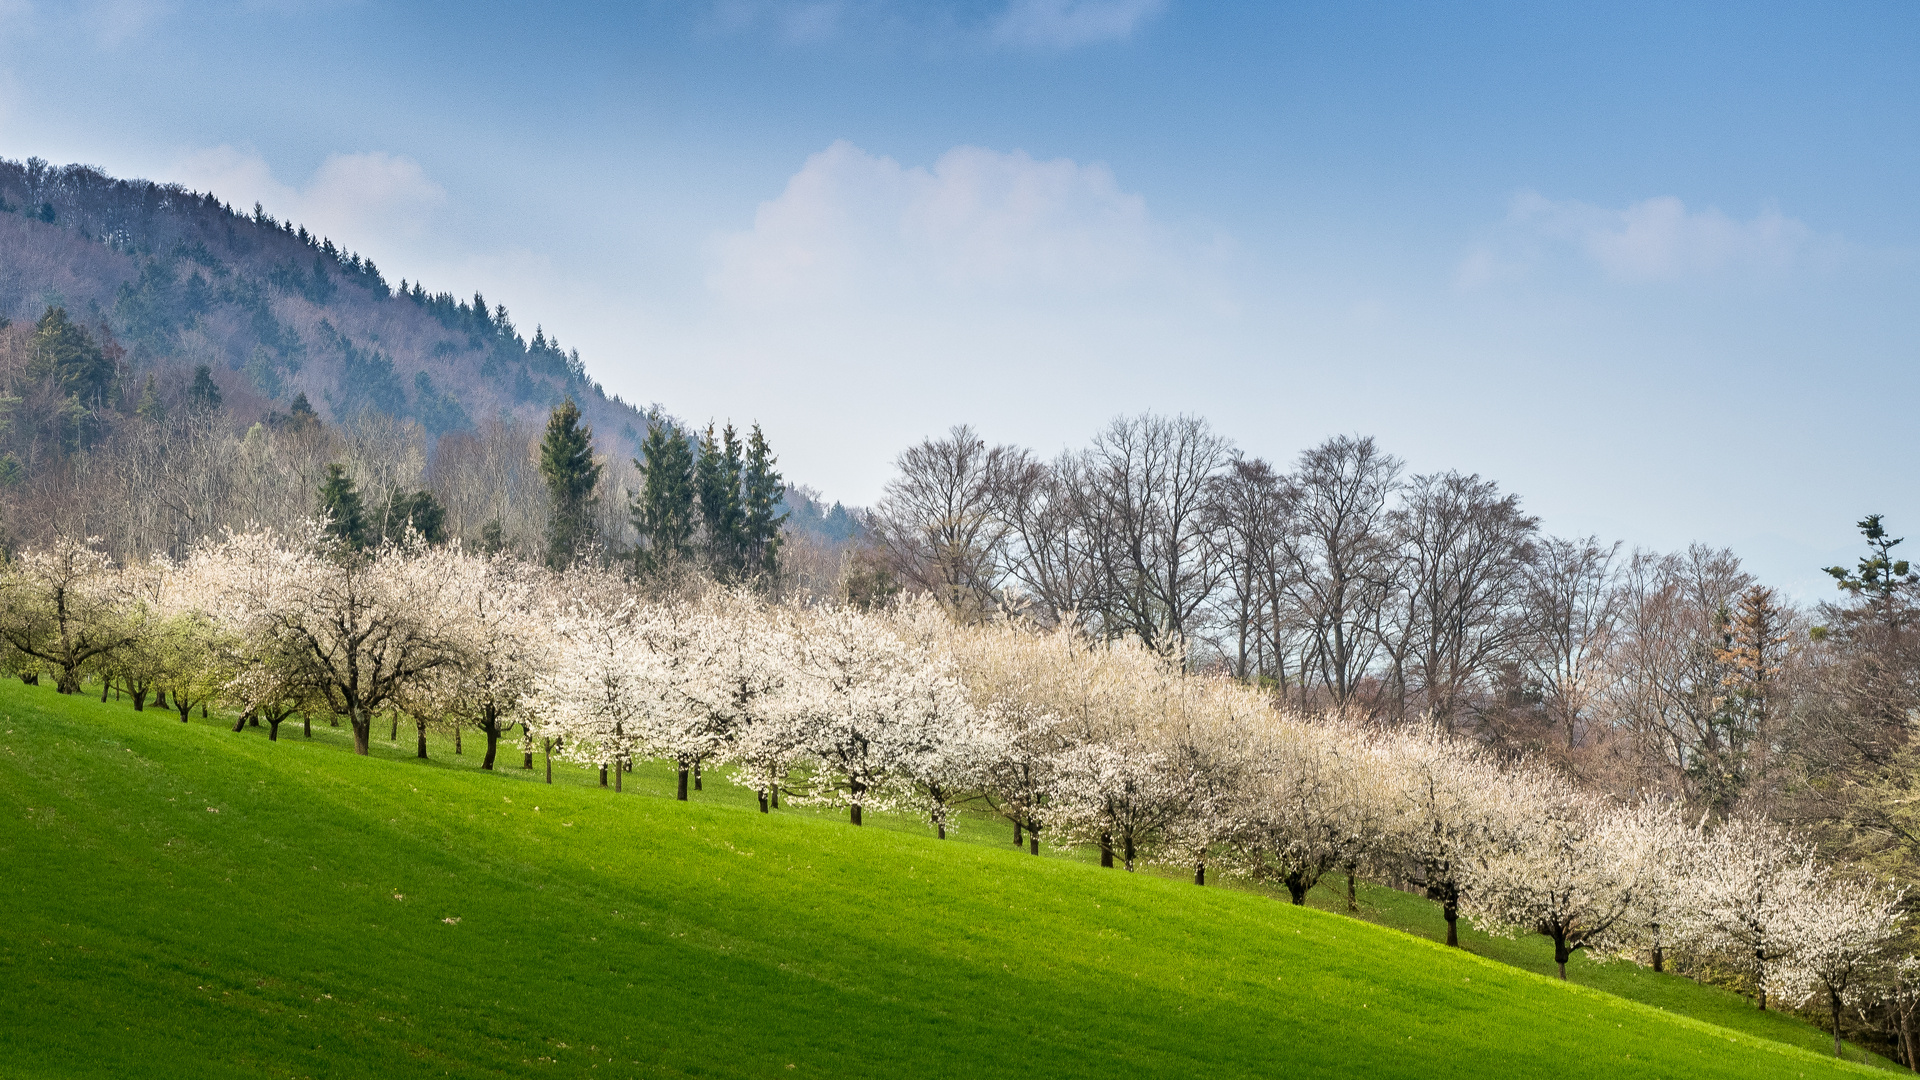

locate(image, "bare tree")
(1278, 434), (1401, 710)
(1390, 471), (1538, 728)
(1075, 413), (1233, 653)
(869, 425), (1020, 620)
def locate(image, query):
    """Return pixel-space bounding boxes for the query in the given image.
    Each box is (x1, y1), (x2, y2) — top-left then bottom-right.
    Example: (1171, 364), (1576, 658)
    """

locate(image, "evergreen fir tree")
(695, 423), (745, 581)
(188, 364), (223, 411)
(28, 306), (113, 406)
(631, 421), (697, 577)
(318, 464), (368, 550)
(740, 423), (788, 583)
(134, 375), (164, 422)
(539, 398), (602, 568)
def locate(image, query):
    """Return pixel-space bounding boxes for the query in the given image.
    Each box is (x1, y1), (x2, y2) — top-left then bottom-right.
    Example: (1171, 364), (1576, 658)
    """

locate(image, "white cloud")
(169, 146), (446, 253)
(711, 139), (1178, 306)
(993, 0), (1164, 49)
(1458, 191), (1836, 288)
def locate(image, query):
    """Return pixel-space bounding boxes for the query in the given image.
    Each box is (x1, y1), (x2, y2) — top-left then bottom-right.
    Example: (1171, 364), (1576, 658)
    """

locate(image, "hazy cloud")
(1459, 191), (1835, 287)
(170, 146), (446, 250)
(993, 0), (1164, 49)
(711, 139), (1182, 306)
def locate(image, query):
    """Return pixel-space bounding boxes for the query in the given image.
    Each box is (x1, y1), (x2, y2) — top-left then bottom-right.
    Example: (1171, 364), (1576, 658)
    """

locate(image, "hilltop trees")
(632, 418), (787, 587)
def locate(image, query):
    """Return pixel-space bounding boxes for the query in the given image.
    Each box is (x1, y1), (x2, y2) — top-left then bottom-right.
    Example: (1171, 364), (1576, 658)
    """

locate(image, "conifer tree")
(741, 423), (788, 583)
(28, 306), (113, 406)
(539, 398), (602, 568)
(318, 464), (368, 550)
(188, 364), (223, 411)
(134, 375), (164, 422)
(696, 423), (745, 581)
(631, 422), (697, 576)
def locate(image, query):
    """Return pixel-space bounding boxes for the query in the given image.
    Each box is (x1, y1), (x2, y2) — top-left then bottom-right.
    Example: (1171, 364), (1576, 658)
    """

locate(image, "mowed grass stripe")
(0, 681), (1880, 1078)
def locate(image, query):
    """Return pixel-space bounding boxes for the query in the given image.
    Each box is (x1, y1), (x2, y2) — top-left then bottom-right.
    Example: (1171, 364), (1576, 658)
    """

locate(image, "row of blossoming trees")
(0, 528), (1914, 1060)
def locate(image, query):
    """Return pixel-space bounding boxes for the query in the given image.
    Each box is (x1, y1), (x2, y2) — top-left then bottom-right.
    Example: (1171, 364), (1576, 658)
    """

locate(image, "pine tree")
(695, 423), (745, 581)
(539, 399), (602, 568)
(631, 422), (697, 577)
(188, 364), (223, 411)
(28, 306), (113, 406)
(134, 375), (164, 422)
(740, 423), (788, 583)
(318, 464), (368, 550)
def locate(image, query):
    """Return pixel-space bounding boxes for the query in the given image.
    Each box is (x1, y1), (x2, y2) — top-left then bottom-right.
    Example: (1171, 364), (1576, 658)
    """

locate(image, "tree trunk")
(482, 722), (499, 771)
(615, 760), (623, 792)
(758, 790), (769, 813)
(1195, 861), (1206, 886)
(248, 712), (259, 727)
(1014, 820), (1023, 847)
(1443, 893), (1459, 948)
(1757, 952), (1768, 1010)
(544, 738), (552, 783)
(1831, 989), (1844, 1057)
(303, 715), (311, 739)
(1651, 924), (1664, 973)
(937, 821), (946, 840)
(1899, 1006), (1914, 1073)
(694, 760), (702, 791)
(1284, 872), (1308, 905)
(20, 672), (37, 686)
(676, 760), (689, 801)
(771, 786), (780, 809)
(231, 711), (248, 733)
(352, 710), (371, 755)
(55, 666), (80, 694)
(1553, 935), (1572, 980)
(416, 720), (428, 759)
(599, 763), (608, 787)
(131, 689), (146, 711)
(1124, 836), (1136, 872)
(177, 696), (193, 724)
(454, 725), (462, 755)
(851, 802), (863, 826)
(1100, 832), (1114, 868)
(268, 716), (282, 742)
(1026, 820), (1039, 855)
(101, 680), (109, 702)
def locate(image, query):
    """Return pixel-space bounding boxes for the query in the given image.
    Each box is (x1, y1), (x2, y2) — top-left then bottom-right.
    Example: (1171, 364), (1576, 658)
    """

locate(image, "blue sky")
(2, 0), (1916, 596)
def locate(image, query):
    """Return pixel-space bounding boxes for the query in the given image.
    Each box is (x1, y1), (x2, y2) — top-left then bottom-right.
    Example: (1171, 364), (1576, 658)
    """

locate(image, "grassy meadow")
(0, 679), (1891, 1078)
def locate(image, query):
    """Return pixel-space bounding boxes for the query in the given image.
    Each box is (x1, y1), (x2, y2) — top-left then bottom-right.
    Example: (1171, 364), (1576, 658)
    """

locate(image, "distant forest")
(0, 156), (861, 565)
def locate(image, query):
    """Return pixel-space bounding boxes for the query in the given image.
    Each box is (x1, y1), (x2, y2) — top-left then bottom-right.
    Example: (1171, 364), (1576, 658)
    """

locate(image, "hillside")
(0, 156), (648, 456)
(0, 680), (1883, 1079)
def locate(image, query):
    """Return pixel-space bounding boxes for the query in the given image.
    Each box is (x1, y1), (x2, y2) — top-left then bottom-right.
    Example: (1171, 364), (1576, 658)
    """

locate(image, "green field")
(0, 679), (1888, 1078)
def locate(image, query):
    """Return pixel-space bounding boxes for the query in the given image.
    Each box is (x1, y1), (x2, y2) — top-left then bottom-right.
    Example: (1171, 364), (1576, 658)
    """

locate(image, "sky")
(0, 0), (1915, 598)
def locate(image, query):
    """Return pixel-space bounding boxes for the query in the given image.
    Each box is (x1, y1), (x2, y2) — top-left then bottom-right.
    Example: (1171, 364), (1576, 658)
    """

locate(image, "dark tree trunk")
(1552, 934), (1572, 980)
(758, 790), (769, 813)
(131, 689), (146, 711)
(268, 716), (282, 741)
(771, 786), (780, 809)
(1831, 989), (1844, 1057)
(1757, 951), (1768, 1010)
(1284, 872), (1308, 905)
(851, 802), (863, 825)
(482, 721), (500, 771)
(1195, 861), (1206, 886)
(676, 761), (689, 801)
(177, 696), (193, 724)
(1014, 820), (1023, 847)
(20, 672), (37, 686)
(454, 725), (462, 754)
(416, 720), (428, 759)
(1651, 924), (1664, 973)
(390, 713), (399, 741)
(1028, 821), (1039, 856)
(1347, 872), (1358, 913)
(694, 760), (702, 791)
(248, 713), (259, 727)
(1124, 836), (1136, 872)
(101, 680), (110, 702)
(303, 715), (311, 738)
(231, 711), (248, 733)
(937, 821), (946, 840)
(55, 667), (80, 694)
(599, 763), (608, 787)
(352, 712), (371, 755)
(615, 760), (623, 792)
(545, 738), (552, 783)
(1100, 832), (1114, 868)
(1899, 1007), (1914, 1072)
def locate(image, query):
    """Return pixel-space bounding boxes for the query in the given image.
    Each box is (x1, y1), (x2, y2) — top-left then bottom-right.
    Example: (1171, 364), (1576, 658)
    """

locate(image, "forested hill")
(0, 156), (647, 453)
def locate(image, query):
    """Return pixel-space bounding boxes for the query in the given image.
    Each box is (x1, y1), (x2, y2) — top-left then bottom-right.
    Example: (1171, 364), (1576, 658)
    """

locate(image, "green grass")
(0, 679), (1890, 1079)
